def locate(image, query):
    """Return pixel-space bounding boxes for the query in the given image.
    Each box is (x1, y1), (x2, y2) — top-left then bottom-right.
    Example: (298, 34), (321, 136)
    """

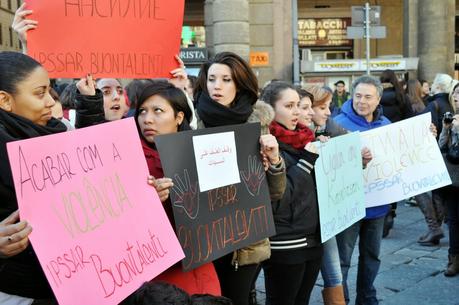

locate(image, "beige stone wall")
(249, 0), (274, 86)
(212, 0), (250, 58)
(418, 0), (455, 81)
(377, 0), (403, 56)
(204, 0), (250, 60)
(249, 0), (293, 85)
(0, 0), (21, 51)
(272, 0), (293, 82)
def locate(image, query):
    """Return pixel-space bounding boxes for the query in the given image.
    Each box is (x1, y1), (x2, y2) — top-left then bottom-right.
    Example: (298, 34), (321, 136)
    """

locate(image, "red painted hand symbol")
(171, 169), (200, 219)
(240, 155), (265, 197)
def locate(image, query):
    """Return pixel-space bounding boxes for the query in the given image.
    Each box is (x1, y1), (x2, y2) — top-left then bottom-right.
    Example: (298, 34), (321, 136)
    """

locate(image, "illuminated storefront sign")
(313, 60), (407, 72)
(298, 18), (352, 47)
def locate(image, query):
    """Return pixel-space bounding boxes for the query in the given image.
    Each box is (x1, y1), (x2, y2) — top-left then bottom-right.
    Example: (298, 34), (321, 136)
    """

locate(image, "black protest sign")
(155, 123), (276, 271)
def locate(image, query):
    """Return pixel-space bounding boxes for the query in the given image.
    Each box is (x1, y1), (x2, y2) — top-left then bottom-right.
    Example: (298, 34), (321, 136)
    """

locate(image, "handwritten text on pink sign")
(7, 118), (184, 305)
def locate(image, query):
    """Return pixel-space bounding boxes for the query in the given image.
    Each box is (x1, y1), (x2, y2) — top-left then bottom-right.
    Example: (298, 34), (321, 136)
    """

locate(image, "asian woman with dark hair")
(134, 82), (221, 296)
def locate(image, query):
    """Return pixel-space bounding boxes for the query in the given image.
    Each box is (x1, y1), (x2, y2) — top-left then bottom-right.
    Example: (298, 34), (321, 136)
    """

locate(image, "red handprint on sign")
(240, 155), (265, 197)
(171, 169), (200, 219)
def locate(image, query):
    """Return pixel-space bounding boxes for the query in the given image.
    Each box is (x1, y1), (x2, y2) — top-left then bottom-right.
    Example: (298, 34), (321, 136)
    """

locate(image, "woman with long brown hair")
(406, 79), (426, 114)
(194, 52), (286, 305)
(260, 81), (322, 305)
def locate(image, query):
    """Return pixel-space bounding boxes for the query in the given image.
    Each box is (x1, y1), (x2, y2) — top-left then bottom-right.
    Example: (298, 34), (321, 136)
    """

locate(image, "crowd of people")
(0, 4), (458, 305)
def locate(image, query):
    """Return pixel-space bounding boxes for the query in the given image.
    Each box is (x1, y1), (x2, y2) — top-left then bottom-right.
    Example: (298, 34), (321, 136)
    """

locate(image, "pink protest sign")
(6, 118), (184, 305)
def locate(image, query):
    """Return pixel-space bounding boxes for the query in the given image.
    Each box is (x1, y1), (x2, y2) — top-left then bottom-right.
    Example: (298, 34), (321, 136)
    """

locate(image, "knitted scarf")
(196, 91), (255, 127)
(140, 138), (178, 226)
(269, 120), (315, 150)
(0, 109), (67, 220)
(141, 139), (164, 179)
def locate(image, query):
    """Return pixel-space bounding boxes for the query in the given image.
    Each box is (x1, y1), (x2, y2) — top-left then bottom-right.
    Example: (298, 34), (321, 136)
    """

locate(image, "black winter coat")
(380, 87), (413, 123)
(74, 89), (106, 128)
(0, 111), (67, 299)
(423, 93), (453, 136)
(0, 91), (103, 299)
(268, 142), (322, 263)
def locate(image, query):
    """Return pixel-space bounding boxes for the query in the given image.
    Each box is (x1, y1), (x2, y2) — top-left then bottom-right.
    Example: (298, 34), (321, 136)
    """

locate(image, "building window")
(9, 27), (13, 47)
(8, 0), (12, 10)
(456, 16), (459, 53)
(17, 0), (21, 9)
(181, 26), (205, 48)
(0, 24), (3, 46)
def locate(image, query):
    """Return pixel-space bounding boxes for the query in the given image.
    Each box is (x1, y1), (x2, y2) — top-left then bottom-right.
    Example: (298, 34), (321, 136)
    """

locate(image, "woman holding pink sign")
(0, 51), (69, 304)
(0, 50), (134, 305)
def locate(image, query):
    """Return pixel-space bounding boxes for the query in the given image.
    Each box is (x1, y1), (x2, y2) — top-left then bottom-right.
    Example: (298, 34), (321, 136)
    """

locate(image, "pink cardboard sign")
(25, 0), (185, 78)
(6, 118), (184, 305)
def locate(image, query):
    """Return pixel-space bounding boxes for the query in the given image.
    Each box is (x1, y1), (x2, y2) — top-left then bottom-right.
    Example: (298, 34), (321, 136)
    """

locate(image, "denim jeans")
(320, 236), (343, 287)
(336, 216), (385, 305)
(0, 291), (33, 305)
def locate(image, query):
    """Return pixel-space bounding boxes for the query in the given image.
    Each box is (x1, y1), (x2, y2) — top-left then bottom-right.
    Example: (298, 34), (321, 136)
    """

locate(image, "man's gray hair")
(351, 75), (383, 98)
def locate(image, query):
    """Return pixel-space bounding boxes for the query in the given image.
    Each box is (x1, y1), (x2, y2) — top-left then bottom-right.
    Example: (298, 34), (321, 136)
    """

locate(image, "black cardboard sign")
(155, 123), (276, 271)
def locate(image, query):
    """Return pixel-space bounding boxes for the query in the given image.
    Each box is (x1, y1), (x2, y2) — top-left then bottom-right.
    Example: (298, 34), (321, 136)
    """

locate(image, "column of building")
(204, 0), (250, 60)
(417, 0), (455, 81)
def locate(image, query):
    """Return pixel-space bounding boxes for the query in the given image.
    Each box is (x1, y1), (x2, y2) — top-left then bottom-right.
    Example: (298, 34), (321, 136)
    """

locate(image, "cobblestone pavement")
(254, 203), (459, 305)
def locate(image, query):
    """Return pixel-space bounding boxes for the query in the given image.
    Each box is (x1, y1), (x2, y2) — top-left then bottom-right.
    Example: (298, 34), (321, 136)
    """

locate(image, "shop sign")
(314, 61), (359, 72)
(363, 60), (406, 70)
(250, 52), (270, 67)
(180, 48), (208, 63)
(314, 59), (407, 72)
(298, 18), (352, 47)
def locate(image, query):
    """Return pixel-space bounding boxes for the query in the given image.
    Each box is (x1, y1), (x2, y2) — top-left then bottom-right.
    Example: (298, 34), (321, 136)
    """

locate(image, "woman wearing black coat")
(379, 69), (414, 237)
(379, 69), (414, 123)
(260, 81), (322, 305)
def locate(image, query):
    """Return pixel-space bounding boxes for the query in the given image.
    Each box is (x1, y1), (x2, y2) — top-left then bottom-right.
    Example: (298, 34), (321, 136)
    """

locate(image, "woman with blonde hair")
(305, 85), (346, 305)
(419, 73), (457, 246)
(305, 85), (347, 139)
(425, 73), (456, 135)
(440, 82), (459, 276)
(306, 84), (372, 305)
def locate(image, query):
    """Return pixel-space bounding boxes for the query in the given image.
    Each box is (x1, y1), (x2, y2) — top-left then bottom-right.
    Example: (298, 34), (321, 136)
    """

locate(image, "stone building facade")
(0, 0), (22, 52)
(2, 1), (456, 85)
(185, 0), (457, 85)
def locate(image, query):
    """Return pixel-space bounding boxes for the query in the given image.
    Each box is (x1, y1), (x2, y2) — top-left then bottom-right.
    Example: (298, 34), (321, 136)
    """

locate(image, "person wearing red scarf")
(261, 81), (322, 305)
(134, 82), (221, 296)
